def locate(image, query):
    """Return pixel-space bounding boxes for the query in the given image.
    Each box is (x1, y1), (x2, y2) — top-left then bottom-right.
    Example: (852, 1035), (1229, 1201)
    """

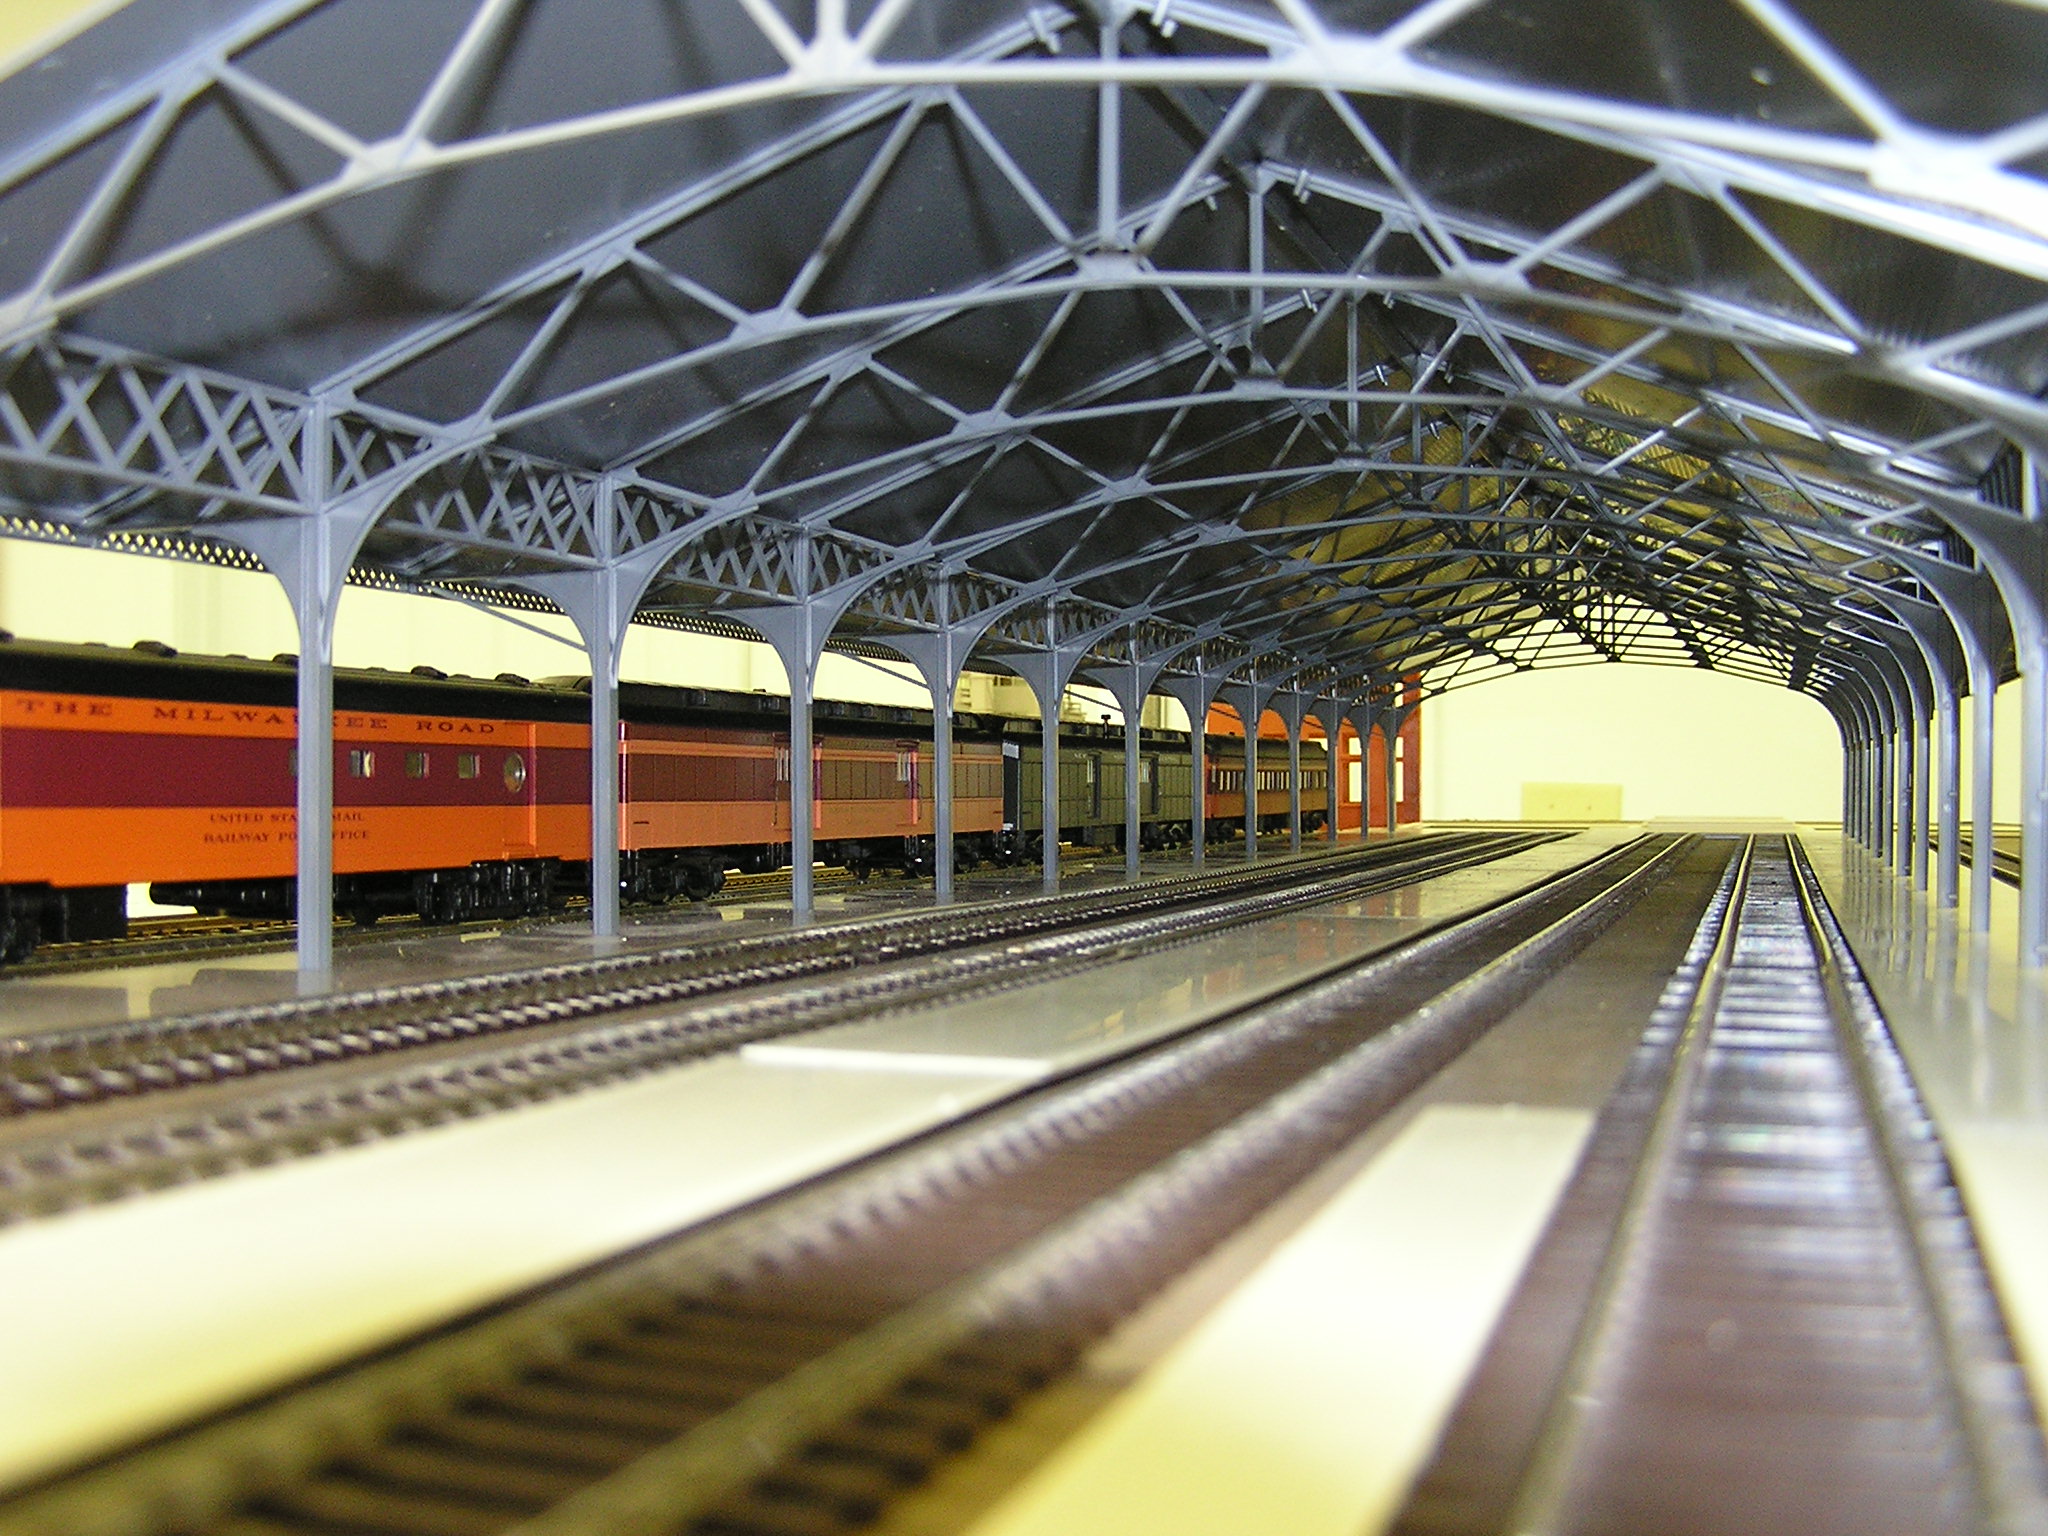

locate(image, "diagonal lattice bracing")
(0, 0), (2039, 714)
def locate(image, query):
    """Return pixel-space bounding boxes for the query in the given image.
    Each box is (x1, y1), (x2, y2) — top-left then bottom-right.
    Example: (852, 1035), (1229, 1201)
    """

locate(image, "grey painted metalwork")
(1860, 587), (1968, 907)
(1382, 716), (1401, 838)
(1314, 696), (1344, 846)
(0, 1), (2046, 964)
(1157, 660), (1231, 871)
(1269, 688), (1316, 855)
(1903, 557), (2008, 933)
(1219, 676), (1273, 861)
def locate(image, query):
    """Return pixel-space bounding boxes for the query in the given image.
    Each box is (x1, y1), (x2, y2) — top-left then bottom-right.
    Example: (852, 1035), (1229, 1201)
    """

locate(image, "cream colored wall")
(0, 0), (124, 73)
(0, 543), (952, 704)
(1421, 663), (1844, 823)
(0, 542), (1086, 718)
(15, 547), (2029, 830)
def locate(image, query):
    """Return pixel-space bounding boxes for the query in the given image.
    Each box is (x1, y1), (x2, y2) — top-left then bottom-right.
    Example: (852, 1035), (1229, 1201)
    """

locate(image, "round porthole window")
(503, 753), (528, 793)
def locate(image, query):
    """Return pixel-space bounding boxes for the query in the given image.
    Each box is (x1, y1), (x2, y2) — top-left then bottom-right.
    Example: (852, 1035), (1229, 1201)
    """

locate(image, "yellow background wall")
(0, 544), (1183, 725)
(1420, 664), (1846, 823)
(0, 0), (122, 70)
(0, 544), (936, 704)
(5, 546), (2029, 829)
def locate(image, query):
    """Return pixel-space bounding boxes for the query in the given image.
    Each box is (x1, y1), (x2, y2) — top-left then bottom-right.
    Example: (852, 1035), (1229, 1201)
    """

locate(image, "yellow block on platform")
(1520, 781), (1623, 820)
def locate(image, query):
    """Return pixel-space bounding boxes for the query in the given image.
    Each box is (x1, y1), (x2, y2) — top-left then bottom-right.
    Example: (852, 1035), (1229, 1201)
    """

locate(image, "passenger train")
(0, 637), (1325, 962)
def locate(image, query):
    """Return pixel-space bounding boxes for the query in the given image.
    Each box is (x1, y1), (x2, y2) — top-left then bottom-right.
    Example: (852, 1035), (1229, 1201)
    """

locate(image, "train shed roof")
(0, 0), (2043, 716)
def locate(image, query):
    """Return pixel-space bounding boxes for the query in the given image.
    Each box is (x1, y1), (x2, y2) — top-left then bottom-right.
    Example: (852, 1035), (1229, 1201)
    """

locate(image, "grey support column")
(1971, 675), (1996, 933)
(1872, 689), (1895, 864)
(1856, 712), (1874, 852)
(1288, 726), (1303, 853)
(1884, 661), (1914, 879)
(1841, 693), (1868, 847)
(1860, 731), (1873, 847)
(2025, 637), (2048, 964)
(1913, 696), (1932, 893)
(1857, 715), (1876, 849)
(1893, 697), (1912, 874)
(528, 552), (666, 941)
(1933, 668), (1961, 908)
(1892, 646), (1933, 893)
(1220, 677), (1273, 862)
(1846, 700), (1864, 847)
(1244, 713), (1260, 858)
(1381, 705), (1409, 836)
(933, 700), (955, 899)
(291, 587), (339, 976)
(1158, 666), (1225, 873)
(731, 544), (866, 924)
(1124, 698), (1143, 882)
(1314, 697), (1343, 845)
(560, 581), (627, 938)
(1082, 648), (1164, 886)
(1909, 556), (2009, 933)
(1344, 703), (1379, 837)
(1044, 698), (1062, 890)
(787, 663), (816, 918)
(1842, 715), (1863, 848)
(1865, 659), (1902, 872)
(1269, 689), (1314, 856)
(1008, 641), (1087, 894)
(878, 603), (1004, 906)
(225, 479), (383, 980)
(1384, 722), (1398, 836)
(1998, 455), (2048, 961)
(589, 631), (622, 935)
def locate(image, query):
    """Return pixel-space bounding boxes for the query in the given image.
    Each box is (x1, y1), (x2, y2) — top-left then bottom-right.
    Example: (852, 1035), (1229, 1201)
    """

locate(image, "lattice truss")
(0, 0), (2041, 710)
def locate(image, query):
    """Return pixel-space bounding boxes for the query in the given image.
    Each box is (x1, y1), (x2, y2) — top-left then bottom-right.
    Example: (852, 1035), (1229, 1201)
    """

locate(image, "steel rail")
(0, 831), (1555, 1225)
(1956, 831), (2023, 888)
(0, 830), (1524, 1115)
(2, 868), (869, 978)
(1789, 839), (2048, 1536)
(9, 837), (1171, 978)
(1395, 835), (2048, 1536)
(0, 834), (1694, 1536)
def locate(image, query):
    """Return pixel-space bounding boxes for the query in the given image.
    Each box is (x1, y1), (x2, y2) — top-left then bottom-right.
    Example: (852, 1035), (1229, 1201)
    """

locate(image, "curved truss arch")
(0, 0), (2042, 944)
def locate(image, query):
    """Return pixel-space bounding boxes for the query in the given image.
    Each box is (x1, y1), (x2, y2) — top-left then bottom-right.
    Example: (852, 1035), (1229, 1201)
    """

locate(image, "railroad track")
(10, 837), (1269, 976)
(0, 832), (1691, 1536)
(1395, 835), (2048, 1536)
(0, 829), (1551, 1225)
(1957, 831), (2023, 887)
(7, 867), (870, 977)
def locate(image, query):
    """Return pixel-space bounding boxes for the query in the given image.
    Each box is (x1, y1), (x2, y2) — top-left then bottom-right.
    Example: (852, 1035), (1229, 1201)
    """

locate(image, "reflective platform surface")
(0, 830), (1627, 1491)
(933, 830), (2048, 1536)
(1809, 834), (2048, 1429)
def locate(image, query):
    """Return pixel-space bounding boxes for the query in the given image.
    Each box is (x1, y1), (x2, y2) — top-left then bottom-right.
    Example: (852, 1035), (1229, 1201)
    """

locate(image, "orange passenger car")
(0, 639), (1012, 961)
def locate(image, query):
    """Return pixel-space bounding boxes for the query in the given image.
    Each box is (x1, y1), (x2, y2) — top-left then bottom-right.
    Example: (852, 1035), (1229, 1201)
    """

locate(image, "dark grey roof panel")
(0, 0), (2039, 707)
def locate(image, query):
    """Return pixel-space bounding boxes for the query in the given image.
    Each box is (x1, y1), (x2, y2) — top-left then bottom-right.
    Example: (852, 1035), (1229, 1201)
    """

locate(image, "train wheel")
(680, 864), (719, 902)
